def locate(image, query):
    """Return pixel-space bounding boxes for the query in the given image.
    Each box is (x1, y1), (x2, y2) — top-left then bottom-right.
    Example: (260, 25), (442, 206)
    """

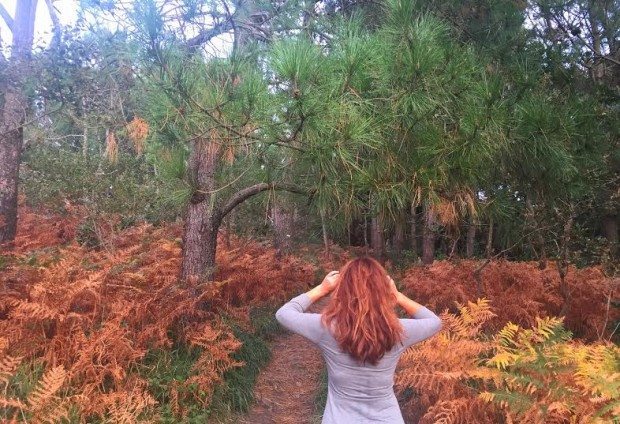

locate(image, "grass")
(141, 305), (283, 422)
(209, 305), (283, 415)
(313, 368), (328, 423)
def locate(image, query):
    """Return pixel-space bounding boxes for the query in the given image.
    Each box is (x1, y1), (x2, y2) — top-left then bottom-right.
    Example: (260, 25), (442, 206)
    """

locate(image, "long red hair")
(321, 256), (403, 365)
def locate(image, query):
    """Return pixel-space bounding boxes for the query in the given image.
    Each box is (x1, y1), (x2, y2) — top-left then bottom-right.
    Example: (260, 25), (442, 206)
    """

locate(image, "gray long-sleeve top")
(275, 293), (442, 423)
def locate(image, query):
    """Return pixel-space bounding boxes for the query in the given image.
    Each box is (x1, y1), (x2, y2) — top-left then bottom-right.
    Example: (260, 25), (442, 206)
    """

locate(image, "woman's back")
(276, 292), (442, 423)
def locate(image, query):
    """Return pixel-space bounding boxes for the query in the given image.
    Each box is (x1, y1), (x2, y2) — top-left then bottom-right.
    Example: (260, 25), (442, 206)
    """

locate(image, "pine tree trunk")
(422, 205), (436, 265)
(466, 220), (476, 257)
(0, 109), (23, 244)
(371, 215), (384, 258)
(181, 138), (221, 282)
(0, 0), (37, 245)
(558, 208), (575, 317)
(485, 216), (494, 259)
(320, 208), (330, 254)
(272, 200), (294, 255)
(602, 215), (618, 258)
(410, 202), (418, 257)
(392, 209), (405, 256)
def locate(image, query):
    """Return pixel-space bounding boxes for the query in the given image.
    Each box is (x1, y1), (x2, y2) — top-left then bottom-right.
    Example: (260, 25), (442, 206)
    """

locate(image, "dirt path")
(237, 301), (326, 424)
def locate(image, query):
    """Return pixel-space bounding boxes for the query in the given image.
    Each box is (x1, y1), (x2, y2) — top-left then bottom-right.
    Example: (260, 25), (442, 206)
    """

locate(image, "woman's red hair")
(321, 256), (403, 365)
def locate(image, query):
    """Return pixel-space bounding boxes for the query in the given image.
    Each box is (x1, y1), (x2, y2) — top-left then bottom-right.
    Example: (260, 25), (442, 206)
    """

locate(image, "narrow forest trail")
(236, 300), (327, 424)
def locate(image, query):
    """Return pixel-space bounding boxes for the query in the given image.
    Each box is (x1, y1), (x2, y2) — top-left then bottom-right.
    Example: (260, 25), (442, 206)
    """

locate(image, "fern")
(0, 355), (22, 386)
(398, 299), (620, 423)
(27, 366), (66, 411)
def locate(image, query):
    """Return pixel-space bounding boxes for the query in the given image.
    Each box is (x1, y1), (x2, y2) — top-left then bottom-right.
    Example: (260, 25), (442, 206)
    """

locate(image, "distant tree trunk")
(371, 215), (384, 258)
(526, 197), (547, 269)
(449, 234), (459, 258)
(410, 202), (418, 257)
(392, 209), (406, 256)
(272, 200), (294, 255)
(558, 207), (575, 317)
(422, 204), (436, 265)
(320, 208), (330, 254)
(602, 215), (618, 258)
(0, 0), (38, 244)
(485, 216), (494, 259)
(466, 219), (477, 258)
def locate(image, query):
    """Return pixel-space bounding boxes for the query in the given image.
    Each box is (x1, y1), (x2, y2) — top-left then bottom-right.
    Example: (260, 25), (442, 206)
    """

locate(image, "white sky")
(0, 0), (78, 47)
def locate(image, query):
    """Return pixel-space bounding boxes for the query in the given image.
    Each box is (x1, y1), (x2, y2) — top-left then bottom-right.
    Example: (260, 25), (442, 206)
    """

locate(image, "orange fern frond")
(27, 366), (66, 412)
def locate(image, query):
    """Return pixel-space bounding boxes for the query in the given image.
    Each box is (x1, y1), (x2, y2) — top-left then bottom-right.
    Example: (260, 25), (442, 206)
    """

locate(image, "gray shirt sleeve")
(399, 306), (443, 350)
(275, 293), (324, 344)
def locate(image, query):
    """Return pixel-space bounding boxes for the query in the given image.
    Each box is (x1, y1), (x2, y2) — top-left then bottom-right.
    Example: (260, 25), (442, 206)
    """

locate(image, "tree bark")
(558, 207), (575, 317)
(602, 215), (618, 258)
(371, 215), (384, 258)
(392, 209), (406, 256)
(410, 202), (418, 257)
(422, 204), (436, 265)
(485, 216), (494, 259)
(272, 199), (294, 255)
(466, 219), (477, 257)
(320, 208), (330, 254)
(181, 138), (221, 282)
(0, 0), (38, 244)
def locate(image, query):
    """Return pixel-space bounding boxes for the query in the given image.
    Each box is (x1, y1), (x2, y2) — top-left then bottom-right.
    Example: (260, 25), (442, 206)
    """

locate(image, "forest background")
(0, 0), (618, 423)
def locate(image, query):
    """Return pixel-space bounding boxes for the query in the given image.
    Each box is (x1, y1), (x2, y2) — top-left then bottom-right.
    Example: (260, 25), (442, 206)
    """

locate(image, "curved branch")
(219, 182), (309, 220)
(0, 4), (14, 32)
(43, 0), (62, 42)
(186, 15), (234, 49)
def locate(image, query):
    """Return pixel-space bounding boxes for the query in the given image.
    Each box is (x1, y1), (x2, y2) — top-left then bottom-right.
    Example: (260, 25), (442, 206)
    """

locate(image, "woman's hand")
(388, 276), (399, 297)
(320, 270), (340, 294)
(306, 270), (340, 303)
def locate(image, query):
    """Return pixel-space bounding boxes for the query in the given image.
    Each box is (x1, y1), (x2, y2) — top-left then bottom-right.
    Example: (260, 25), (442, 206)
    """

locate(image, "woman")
(275, 256), (442, 423)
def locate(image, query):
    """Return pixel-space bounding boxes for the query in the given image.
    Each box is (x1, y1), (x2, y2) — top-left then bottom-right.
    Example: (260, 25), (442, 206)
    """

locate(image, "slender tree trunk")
(320, 208), (330, 254)
(422, 204), (436, 265)
(392, 209), (405, 256)
(0, 0), (37, 245)
(602, 215), (618, 258)
(272, 200), (294, 255)
(181, 138), (221, 282)
(449, 234), (459, 259)
(526, 197), (547, 269)
(466, 219), (476, 258)
(558, 207), (575, 317)
(371, 215), (384, 259)
(485, 216), (494, 259)
(410, 202), (418, 257)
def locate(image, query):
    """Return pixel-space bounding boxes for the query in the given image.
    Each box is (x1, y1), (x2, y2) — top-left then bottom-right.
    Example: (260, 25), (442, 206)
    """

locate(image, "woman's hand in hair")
(389, 278), (424, 316)
(320, 270), (340, 293)
(388, 276), (399, 298)
(306, 271), (339, 303)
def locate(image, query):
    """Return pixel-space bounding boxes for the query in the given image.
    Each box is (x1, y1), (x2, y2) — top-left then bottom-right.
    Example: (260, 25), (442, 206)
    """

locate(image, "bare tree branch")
(186, 16), (234, 49)
(0, 3), (14, 33)
(43, 0), (62, 41)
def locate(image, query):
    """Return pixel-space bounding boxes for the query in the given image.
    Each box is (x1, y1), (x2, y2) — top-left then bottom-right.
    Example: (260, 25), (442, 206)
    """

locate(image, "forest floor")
(235, 300), (327, 424)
